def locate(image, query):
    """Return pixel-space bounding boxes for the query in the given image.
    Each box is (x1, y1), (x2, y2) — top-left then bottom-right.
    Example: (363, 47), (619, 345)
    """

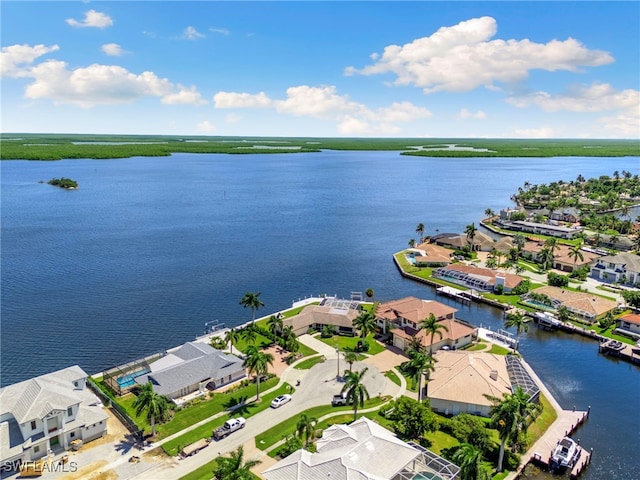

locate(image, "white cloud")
(162, 85), (207, 105)
(66, 10), (113, 28)
(346, 16), (613, 93)
(225, 113), (242, 123)
(182, 26), (205, 40)
(1, 44), (59, 78)
(143, 31), (157, 39)
(101, 43), (127, 57)
(458, 108), (487, 119)
(209, 28), (230, 35)
(599, 113), (640, 137)
(514, 127), (555, 138)
(214, 91), (272, 108)
(196, 120), (217, 132)
(214, 85), (431, 135)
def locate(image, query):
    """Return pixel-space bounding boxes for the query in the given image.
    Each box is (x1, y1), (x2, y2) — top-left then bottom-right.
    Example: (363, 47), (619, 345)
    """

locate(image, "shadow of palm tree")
(224, 395), (251, 416)
(114, 433), (140, 455)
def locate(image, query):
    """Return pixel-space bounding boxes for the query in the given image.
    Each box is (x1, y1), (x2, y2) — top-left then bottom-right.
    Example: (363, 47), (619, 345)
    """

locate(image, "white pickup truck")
(213, 417), (246, 440)
(331, 392), (353, 406)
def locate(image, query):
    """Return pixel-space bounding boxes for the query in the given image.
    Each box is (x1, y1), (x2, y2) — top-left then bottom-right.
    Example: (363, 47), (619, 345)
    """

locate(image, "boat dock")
(436, 286), (471, 304)
(599, 339), (640, 365)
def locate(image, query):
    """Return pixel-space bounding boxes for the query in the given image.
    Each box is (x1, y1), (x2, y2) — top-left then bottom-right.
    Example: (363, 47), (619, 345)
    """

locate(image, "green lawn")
(526, 393), (557, 447)
(465, 340), (489, 351)
(316, 333), (386, 356)
(297, 342), (318, 357)
(424, 430), (460, 455)
(487, 344), (512, 355)
(232, 334), (274, 353)
(294, 356), (326, 370)
(162, 383), (292, 456)
(179, 457), (260, 480)
(385, 370), (402, 386)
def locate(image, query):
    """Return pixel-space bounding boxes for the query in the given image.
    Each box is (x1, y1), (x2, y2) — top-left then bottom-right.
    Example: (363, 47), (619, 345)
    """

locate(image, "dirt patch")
(59, 460), (117, 480)
(80, 409), (130, 450)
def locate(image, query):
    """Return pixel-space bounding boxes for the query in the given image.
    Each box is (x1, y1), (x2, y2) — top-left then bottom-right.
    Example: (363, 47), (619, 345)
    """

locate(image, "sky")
(1, 1), (639, 138)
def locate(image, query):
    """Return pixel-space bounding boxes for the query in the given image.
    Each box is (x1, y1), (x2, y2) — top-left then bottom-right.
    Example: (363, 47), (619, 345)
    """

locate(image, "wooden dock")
(436, 286), (471, 304)
(570, 446), (592, 479)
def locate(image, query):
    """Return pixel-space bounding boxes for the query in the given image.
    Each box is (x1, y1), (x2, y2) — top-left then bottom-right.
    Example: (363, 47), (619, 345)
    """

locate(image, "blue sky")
(2, 1), (638, 138)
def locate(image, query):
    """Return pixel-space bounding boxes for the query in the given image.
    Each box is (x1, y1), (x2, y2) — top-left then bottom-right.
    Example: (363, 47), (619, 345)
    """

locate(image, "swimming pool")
(116, 369), (148, 389)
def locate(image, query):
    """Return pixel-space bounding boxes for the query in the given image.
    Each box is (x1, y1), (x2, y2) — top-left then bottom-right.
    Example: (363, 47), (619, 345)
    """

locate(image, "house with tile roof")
(616, 314), (640, 340)
(522, 240), (602, 273)
(134, 342), (245, 402)
(427, 351), (515, 417)
(525, 286), (618, 323)
(432, 263), (524, 293)
(262, 417), (459, 480)
(411, 242), (453, 266)
(376, 297), (476, 352)
(0, 365), (108, 470)
(283, 303), (361, 336)
(590, 252), (640, 287)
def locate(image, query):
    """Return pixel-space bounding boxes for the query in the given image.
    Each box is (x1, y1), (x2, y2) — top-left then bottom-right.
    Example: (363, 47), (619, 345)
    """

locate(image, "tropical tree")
(416, 223), (425, 243)
(556, 305), (571, 323)
(240, 325), (258, 346)
(545, 237), (559, 257)
(408, 334), (424, 353)
(133, 381), (170, 437)
(465, 223), (477, 251)
(239, 291), (265, 324)
(513, 234), (526, 252)
(408, 238), (416, 248)
(484, 208), (495, 219)
(537, 247), (554, 271)
(354, 310), (377, 339)
(568, 243), (584, 270)
(387, 396), (437, 441)
(344, 350), (358, 372)
(242, 345), (274, 400)
(224, 328), (240, 355)
(266, 315), (283, 337)
(365, 288), (375, 302)
(403, 348), (435, 402)
(452, 443), (492, 480)
(341, 367), (371, 421)
(504, 311), (529, 352)
(296, 413), (318, 448)
(419, 313), (449, 355)
(213, 445), (262, 480)
(485, 387), (536, 472)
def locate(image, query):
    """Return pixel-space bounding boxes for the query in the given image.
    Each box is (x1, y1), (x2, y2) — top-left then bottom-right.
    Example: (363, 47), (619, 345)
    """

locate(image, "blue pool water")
(117, 369), (148, 388)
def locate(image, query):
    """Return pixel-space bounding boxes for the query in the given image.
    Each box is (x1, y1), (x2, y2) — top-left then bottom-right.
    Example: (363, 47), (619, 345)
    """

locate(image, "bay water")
(2, 151), (639, 478)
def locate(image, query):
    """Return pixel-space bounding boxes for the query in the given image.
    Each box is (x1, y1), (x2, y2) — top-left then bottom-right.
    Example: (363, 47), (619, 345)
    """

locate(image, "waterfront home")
(411, 242), (453, 267)
(498, 220), (583, 239)
(522, 240), (601, 273)
(432, 263), (524, 293)
(616, 314), (640, 340)
(262, 417), (459, 480)
(283, 303), (360, 336)
(549, 207), (581, 223)
(428, 351), (539, 417)
(134, 342), (245, 403)
(590, 252), (640, 286)
(0, 366), (108, 471)
(431, 231), (495, 251)
(524, 286), (618, 323)
(377, 297), (477, 351)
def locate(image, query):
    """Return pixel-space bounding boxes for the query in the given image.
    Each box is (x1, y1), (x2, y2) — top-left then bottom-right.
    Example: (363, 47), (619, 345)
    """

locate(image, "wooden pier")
(436, 286), (471, 305)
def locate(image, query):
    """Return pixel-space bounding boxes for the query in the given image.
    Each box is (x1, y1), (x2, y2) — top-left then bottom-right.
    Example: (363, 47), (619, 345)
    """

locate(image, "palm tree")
(341, 367), (370, 421)
(404, 348), (435, 402)
(354, 310), (376, 340)
(408, 238), (416, 248)
(240, 325), (258, 346)
(513, 234), (526, 253)
(465, 223), (477, 251)
(296, 413), (318, 448)
(452, 443), (491, 480)
(484, 208), (495, 219)
(344, 350), (358, 372)
(419, 313), (449, 355)
(504, 311), (529, 352)
(365, 288), (375, 302)
(556, 305), (571, 323)
(213, 445), (262, 480)
(485, 387), (536, 472)
(239, 291), (264, 325)
(242, 345), (274, 401)
(224, 328), (240, 355)
(266, 315), (283, 338)
(537, 247), (554, 271)
(133, 381), (169, 437)
(408, 334), (424, 353)
(568, 242), (584, 270)
(416, 223), (425, 243)
(545, 237), (559, 257)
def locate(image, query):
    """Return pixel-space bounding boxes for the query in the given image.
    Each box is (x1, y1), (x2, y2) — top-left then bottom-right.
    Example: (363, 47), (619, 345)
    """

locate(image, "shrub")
(548, 271), (569, 287)
(512, 279), (530, 295)
(321, 325), (334, 338)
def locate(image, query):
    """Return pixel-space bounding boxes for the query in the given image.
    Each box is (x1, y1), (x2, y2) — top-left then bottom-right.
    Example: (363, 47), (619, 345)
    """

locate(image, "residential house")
(590, 252), (640, 287)
(411, 242), (453, 267)
(377, 297), (476, 352)
(135, 342), (245, 403)
(432, 263), (524, 293)
(0, 366), (108, 471)
(521, 241), (601, 273)
(524, 286), (618, 323)
(428, 351), (539, 417)
(549, 207), (581, 223)
(431, 232), (495, 252)
(283, 303), (361, 336)
(262, 417), (459, 480)
(615, 314), (640, 340)
(501, 220), (584, 239)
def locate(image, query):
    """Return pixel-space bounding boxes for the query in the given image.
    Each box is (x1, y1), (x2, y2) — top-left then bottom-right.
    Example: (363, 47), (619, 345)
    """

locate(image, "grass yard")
(384, 370), (402, 386)
(297, 342), (318, 357)
(232, 333), (274, 353)
(526, 393), (557, 447)
(424, 430), (460, 455)
(487, 344), (512, 355)
(316, 333), (386, 356)
(179, 457), (260, 480)
(162, 383), (291, 456)
(293, 355), (326, 370)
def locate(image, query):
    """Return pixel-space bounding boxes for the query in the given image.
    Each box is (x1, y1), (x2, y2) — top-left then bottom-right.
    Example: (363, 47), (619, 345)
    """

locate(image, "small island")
(47, 177), (78, 189)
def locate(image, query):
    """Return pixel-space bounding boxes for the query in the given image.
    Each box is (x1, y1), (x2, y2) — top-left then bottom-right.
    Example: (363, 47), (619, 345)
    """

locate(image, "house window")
(67, 407), (73, 417)
(34, 446), (40, 453)
(70, 432), (75, 438)
(31, 420), (37, 430)
(74, 381), (78, 387)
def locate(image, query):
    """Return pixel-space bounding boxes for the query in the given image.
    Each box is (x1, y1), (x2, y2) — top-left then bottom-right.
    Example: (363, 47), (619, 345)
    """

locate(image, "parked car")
(331, 392), (353, 406)
(213, 417), (245, 440)
(270, 394), (292, 408)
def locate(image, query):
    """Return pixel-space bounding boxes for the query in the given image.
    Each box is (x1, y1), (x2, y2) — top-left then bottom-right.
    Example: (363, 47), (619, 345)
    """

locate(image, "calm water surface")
(2, 151), (639, 478)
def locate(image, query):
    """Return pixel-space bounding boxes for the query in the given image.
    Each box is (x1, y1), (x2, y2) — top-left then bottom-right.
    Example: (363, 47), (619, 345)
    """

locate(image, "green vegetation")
(179, 453), (260, 480)
(3, 135), (638, 161)
(316, 332), (386, 355)
(487, 344), (512, 355)
(293, 355), (325, 370)
(47, 177), (78, 189)
(525, 394), (557, 445)
(384, 369), (402, 386)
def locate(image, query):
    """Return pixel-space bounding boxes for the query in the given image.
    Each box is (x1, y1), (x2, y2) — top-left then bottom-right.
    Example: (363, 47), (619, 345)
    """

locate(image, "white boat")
(551, 437), (579, 469)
